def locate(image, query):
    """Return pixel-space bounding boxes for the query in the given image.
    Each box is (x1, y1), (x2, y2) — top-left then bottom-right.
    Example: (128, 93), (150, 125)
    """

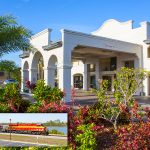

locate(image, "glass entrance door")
(73, 74), (83, 89)
(90, 75), (96, 89)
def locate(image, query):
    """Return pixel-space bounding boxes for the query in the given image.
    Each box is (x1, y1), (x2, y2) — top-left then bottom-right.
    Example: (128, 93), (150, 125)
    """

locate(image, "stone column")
(83, 63), (88, 91)
(58, 64), (72, 102)
(60, 29), (75, 102)
(21, 69), (29, 92)
(21, 69), (24, 92)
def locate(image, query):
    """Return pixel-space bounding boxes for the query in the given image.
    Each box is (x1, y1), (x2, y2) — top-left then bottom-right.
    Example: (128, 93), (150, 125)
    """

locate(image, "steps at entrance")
(74, 89), (96, 97)
(73, 89), (114, 98)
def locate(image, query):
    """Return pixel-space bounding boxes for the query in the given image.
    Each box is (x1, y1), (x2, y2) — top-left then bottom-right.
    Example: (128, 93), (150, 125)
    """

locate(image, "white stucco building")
(20, 19), (150, 102)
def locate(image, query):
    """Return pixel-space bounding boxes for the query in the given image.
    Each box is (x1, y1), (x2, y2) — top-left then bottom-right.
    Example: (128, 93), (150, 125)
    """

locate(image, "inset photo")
(0, 113), (68, 147)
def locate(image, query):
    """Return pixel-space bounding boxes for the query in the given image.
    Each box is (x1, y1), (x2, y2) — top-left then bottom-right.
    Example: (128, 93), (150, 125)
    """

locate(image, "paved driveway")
(21, 92), (150, 108)
(66, 96), (150, 109)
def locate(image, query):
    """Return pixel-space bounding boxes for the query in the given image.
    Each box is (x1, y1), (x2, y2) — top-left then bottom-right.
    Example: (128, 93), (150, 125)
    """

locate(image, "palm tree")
(0, 60), (18, 79)
(0, 15), (32, 56)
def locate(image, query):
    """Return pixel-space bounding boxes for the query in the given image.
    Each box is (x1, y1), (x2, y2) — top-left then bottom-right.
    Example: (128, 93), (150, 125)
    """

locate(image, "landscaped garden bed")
(0, 67), (150, 149)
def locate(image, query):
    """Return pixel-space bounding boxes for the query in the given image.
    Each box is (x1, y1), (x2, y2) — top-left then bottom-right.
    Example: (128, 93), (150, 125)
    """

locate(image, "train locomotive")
(0, 123), (49, 135)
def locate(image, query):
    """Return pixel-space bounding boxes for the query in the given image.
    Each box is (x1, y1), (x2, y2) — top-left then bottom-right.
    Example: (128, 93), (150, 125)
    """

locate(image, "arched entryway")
(31, 51), (44, 82)
(73, 73), (83, 89)
(48, 55), (58, 87)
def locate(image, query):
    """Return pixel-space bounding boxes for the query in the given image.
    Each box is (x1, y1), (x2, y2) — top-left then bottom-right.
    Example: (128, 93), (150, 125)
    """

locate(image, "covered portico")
(72, 45), (140, 91)
(20, 28), (142, 102)
(62, 29), (142, 95)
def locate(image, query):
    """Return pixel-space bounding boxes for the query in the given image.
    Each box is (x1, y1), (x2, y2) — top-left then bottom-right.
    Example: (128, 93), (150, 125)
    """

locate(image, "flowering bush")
(0, 88), (5, 102)
(0, 83), (31, 112)
(3, 83), (23, 112)
(25, 96), (150, 149)
(143, 107), (150, 118)
(115, 121), (150, 149)
(33, 80), (64, 103)
(26, 101), (69, 113)
(0, 68), (150, 149)
(68, 105), (107, 149)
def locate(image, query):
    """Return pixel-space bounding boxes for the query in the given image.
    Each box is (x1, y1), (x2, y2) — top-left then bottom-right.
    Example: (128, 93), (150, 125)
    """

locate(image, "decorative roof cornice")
(61, 29), (142, 48)
(143, 39), (150, 44)
(19, 51), (30, 58)
(92, 19), (133, 34)
(43, 41), (62, 51)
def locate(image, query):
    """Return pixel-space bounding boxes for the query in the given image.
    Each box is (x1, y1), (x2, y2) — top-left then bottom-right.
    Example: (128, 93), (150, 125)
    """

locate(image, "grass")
(0, 133), (67, 146)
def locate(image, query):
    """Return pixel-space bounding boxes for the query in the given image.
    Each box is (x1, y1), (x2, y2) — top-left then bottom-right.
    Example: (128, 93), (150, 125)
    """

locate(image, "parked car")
(3, 79), (18, 85)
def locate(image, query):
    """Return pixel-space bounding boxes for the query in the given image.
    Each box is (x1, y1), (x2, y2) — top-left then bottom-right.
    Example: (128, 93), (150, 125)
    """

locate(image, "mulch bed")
(96, 128), (117, 150)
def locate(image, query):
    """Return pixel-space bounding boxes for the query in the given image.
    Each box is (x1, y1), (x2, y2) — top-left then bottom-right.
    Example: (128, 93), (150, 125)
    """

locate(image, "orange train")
(1, 123), (49, 135)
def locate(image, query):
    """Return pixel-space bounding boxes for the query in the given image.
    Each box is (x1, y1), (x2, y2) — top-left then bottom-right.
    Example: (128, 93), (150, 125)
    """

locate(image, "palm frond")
(0, 15), (32, 56)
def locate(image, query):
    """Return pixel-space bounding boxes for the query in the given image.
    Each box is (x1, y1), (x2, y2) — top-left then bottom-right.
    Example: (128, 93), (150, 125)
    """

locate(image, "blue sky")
(0, 113), (67, 123)
(0, 0), (150, 66)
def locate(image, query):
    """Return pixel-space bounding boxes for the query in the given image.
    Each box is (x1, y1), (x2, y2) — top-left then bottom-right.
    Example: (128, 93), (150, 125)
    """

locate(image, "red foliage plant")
(68, 105), (104, 149)
(38, 100), (70, 113)
(25, 80), (36, 91)
(115, 120), (150, 150)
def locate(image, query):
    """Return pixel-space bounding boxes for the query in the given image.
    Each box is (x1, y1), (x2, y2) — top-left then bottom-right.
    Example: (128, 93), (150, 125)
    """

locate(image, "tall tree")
(0, 15), (32, 56)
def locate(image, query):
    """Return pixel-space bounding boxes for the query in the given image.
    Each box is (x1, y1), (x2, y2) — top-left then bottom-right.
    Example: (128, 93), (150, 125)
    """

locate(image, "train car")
(2, 123), (48, 135)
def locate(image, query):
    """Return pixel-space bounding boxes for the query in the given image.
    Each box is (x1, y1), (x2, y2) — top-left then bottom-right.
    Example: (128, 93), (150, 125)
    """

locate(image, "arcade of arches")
(22, 52), (58, 90)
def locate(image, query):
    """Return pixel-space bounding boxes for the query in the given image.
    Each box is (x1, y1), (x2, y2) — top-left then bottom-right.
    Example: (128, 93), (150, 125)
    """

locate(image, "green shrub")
(75, 123), (97, 150)
(26, 104), (39, 113)
(0, 103), (11, 112)
(49, 129), (65, 135)
(33, 80), (64, 103)
(0, 88), (5, 102)
(3, 83), (22, 112)
(3, 83), (30, 112)
(4, 83), (21, 100)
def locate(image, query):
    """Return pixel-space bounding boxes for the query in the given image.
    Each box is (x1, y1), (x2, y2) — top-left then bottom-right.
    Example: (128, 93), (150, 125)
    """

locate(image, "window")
(88, 64), (96, 72)
(124, 60), (134, 68)
(110, 57), (117, 71)
(147, 47), (150, 58)
(100, 57), (117, 71)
